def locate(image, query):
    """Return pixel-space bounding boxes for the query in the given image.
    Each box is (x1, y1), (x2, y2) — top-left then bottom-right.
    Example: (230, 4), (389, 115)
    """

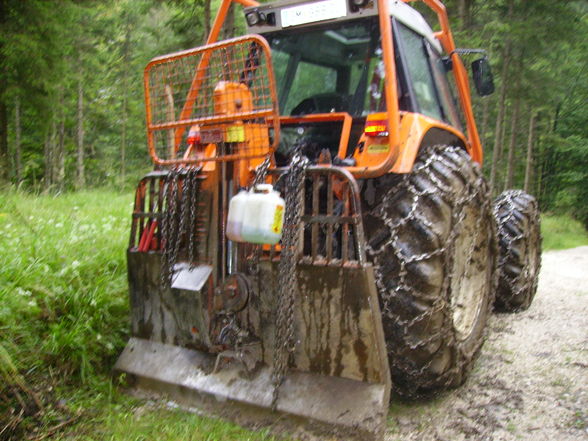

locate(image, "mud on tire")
(493, 190), (542, 312)
(361, 145), (497, 398)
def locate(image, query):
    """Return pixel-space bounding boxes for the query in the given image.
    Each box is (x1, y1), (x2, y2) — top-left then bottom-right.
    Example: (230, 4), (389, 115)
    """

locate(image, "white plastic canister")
(241, 184), (285, 245)
(226, 189), (249, 242)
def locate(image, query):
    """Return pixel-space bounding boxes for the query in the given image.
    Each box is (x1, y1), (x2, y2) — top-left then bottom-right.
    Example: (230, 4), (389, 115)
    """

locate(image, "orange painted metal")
(352, 111), (467, 173)
(144, 0), (482, 177)
(143, 34), (279, 167)
(391, 112), (467, 173)
(402, 0), (483, 164)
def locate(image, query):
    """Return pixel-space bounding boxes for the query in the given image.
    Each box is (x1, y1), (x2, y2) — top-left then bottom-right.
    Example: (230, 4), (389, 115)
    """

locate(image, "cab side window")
(397, 24), (444, 122)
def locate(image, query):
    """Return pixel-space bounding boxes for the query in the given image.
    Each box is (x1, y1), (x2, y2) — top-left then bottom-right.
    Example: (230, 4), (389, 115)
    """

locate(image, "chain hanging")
(160, 168), (180, 287)
(271, 148), (309, 409)
(160, 167), (201, 287)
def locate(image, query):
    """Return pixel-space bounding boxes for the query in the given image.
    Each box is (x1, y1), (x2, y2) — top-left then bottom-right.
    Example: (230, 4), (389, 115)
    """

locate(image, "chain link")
(161, 168), (179, 287)
(493, 190), (541, 310)
(271, 148), (309, 408)
(187, 169), (200, 265)
(160, 167), (201, 287)
(247, 154), (273, 277)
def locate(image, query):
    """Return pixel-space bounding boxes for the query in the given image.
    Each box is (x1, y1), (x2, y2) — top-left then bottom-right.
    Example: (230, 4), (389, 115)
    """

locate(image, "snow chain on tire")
(493, 190), (542, 312)
(362, 145), (497, 398)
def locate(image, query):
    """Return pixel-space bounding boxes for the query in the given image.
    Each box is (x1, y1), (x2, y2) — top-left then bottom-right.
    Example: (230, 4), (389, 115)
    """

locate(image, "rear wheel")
(362, 145), (497, 398)
(493, 190), (542, 312)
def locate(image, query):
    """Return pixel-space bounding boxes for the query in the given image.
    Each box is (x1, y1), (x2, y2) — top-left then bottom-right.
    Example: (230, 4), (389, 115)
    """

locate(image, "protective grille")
(267, 167), (367, 267)
(144, 35), (280, 166)
(129, 170), (209, 267)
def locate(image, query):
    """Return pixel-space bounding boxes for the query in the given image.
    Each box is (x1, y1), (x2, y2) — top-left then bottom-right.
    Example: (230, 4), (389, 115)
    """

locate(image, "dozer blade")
(115, 338), (388, 440)
(115, 253), (391, 440)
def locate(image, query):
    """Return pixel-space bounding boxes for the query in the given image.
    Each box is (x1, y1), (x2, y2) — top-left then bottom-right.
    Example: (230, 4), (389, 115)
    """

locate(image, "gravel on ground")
(386, 246), (588, 441)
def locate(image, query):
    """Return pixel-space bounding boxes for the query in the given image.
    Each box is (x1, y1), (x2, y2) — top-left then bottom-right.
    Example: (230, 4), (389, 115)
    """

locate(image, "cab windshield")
(264, 17), (461, 163)
(266, 17), (385, 116)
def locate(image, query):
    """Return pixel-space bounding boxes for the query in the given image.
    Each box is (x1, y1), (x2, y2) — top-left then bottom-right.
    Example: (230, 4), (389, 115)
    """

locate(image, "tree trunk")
(0, 101), (7, 182)
(15, 96), (22, 184)
(458, 0), (474, 30)
(480, 96), (490, 144)
(56, 111), (65, 191)
(223, 3), (235, 39)
(524, 110), (536, 194)
(553, 102), (561, 134)
(120, 19), (131, 183)
(0, 2), (7, 182)
(504, 97), (520, 191)
(498, 103), (509, 159)
(76, 77), (85, 189)
(203, 0), (211, 43)
(489, 45), (510, 194)
(44, 120), (55, 188)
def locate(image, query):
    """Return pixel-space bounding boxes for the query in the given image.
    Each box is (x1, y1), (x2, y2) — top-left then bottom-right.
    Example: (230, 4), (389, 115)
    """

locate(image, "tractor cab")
(245, 0), (464, 167)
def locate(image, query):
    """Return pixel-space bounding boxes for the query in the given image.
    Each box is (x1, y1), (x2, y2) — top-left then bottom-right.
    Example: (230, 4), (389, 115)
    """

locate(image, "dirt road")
(386, 246), (588, 441)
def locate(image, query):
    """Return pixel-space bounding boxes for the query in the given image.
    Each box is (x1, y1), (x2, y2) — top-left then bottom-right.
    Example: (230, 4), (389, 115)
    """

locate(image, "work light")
(349, 0), (370, 11)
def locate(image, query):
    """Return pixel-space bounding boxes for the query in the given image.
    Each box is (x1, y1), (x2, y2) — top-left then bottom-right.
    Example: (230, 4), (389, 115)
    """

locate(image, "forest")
(0, 0), (587, 225)
(0, 1), (587, 440)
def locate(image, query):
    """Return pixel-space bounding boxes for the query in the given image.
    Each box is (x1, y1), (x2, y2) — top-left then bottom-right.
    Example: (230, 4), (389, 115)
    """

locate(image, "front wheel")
(362, 144), (497, 398)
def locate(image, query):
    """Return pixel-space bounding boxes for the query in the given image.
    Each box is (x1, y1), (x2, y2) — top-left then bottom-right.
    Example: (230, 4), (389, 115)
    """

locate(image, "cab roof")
(244, 0), (442, 53)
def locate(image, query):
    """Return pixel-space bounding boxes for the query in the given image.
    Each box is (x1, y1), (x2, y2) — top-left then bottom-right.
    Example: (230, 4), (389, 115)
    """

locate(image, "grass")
(541, 214), (588, 250)
(2, 190), (588, 440)
(0, 189), (279, 441)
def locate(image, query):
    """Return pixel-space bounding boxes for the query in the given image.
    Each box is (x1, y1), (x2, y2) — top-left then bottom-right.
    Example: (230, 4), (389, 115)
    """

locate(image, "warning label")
(272, 205), (284, 234)
(367, 144), (390, 154)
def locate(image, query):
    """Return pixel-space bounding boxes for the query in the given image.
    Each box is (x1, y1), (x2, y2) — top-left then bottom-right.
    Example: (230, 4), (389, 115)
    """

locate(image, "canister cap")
(254, 183), (274, 193)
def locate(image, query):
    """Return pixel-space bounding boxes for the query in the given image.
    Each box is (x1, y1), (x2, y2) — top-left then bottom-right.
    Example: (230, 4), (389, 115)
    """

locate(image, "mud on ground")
(386, 247), (588, 441)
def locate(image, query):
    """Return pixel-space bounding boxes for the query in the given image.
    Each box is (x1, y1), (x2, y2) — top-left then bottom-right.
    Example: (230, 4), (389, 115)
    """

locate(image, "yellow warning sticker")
(226, 125), (245, 142)
(272, 205), (284, 234)
(367, 144), (390, 154)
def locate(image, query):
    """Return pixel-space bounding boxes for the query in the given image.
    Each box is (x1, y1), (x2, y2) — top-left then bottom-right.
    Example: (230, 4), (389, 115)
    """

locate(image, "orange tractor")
(115, 0), (542, 439)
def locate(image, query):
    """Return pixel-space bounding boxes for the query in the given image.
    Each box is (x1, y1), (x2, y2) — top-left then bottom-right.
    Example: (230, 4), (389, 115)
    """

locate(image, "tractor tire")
(493, 190), (542, 312)
(361, 144), (497, 398)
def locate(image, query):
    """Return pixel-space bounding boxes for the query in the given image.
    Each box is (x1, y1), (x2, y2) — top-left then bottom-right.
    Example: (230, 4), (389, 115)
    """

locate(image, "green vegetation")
(0, 0), (587, 228)
(541, 214), (588, 250)
(0, 191), (277, 440)
(1, 0), (587, 439)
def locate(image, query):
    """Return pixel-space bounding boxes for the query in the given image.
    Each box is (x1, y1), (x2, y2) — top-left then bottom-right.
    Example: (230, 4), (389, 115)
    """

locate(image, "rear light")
(364, 120), (388, 137)
(187, 125), (201, 145)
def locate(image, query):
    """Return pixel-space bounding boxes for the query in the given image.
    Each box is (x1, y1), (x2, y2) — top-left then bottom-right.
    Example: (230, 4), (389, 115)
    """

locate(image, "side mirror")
(471, 57), (495, 96)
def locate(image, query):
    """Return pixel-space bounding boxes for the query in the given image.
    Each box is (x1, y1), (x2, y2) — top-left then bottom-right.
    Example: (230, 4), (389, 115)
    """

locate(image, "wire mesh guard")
(144, 35), (280, 166)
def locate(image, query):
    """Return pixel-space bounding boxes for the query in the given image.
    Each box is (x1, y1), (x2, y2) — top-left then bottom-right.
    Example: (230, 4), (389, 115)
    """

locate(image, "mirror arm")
(450, 48), (488, 56)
